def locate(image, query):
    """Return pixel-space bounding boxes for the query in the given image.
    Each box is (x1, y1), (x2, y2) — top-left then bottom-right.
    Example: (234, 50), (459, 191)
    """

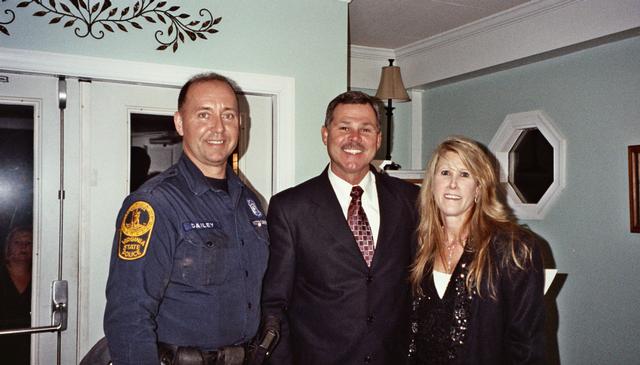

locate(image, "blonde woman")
(409, 136), (545, 364)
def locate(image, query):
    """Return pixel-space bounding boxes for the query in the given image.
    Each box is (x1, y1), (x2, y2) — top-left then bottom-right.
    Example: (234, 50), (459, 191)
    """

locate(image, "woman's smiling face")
(432, 151), (478, 222)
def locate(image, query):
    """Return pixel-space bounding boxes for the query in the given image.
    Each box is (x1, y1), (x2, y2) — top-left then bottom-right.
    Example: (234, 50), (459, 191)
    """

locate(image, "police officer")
(103, 73), (269, 365)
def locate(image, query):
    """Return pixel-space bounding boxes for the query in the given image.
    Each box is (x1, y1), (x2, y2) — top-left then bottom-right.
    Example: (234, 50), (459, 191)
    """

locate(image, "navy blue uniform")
(104, 155), (269, 365)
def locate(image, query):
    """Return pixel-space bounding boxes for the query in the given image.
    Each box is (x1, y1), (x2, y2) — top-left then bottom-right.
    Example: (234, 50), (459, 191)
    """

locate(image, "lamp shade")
(375, 63), (410, 102)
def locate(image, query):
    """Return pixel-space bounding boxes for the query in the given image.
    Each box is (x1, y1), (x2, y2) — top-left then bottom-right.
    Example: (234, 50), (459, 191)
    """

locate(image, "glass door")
(0, 73), (80, 364)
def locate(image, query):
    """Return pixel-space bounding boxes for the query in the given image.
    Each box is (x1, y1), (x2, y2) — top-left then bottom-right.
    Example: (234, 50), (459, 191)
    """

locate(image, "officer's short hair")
(177, 73), (240, 110)
(324, 91), (383, 129)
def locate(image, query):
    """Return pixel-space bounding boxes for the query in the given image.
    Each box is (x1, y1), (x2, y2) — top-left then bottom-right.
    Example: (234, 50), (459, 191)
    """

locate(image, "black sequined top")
(409, 250), (474, 365)
(408, 231), (546, 365)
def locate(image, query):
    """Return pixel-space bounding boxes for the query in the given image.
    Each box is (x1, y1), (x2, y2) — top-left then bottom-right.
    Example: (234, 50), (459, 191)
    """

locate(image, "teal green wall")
(421, 36), (640, 364)
(1, 0), (348, 182)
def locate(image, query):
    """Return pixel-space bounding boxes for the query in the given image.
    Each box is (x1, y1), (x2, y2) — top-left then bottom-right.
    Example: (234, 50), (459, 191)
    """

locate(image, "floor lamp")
(375, 59), (410, 170)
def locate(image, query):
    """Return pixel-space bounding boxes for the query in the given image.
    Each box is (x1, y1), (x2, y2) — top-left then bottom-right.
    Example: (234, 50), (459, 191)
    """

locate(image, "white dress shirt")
(327, 166), (380, 247)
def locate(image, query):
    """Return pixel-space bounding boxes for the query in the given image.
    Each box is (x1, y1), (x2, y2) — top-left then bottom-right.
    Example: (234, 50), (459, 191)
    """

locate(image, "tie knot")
(350, 186), (364, 199)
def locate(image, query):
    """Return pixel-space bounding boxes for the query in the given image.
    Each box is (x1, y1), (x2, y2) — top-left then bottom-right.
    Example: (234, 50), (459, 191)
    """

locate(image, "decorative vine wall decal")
(5, 0), (222, 52)
(0, 5), (16, 36)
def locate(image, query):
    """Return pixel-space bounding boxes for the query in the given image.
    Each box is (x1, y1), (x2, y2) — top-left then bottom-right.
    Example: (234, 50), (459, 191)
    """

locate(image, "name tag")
(182, 221), (221, 232)
(252, 219), (267, 228)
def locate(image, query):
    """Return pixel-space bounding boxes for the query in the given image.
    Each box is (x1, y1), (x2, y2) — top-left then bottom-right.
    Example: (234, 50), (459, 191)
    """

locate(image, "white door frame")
(0, 46), (296, 193)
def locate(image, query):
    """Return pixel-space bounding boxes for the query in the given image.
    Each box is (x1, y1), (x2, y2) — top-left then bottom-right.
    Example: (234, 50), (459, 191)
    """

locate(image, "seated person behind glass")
(0, 226), (33, 365)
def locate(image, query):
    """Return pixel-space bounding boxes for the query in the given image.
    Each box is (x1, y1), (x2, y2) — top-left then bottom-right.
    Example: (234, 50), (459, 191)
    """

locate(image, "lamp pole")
(383, 97), (401, 170)
(384, 98), (395, 160)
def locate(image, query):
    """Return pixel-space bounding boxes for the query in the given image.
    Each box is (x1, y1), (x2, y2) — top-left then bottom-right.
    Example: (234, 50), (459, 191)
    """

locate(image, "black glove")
(245, 315), (280, 365)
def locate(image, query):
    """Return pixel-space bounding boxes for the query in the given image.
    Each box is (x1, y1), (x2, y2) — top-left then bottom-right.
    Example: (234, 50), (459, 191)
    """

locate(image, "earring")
(474, 195), (479, 203)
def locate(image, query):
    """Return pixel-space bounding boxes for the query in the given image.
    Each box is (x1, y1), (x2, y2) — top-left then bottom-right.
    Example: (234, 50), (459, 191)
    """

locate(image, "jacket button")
(244, 270), (249, 277)
(247, 302), (252, 309)
(366, 275), (373, 283)
(206, 241), (214, 247)
(364, 355), (371, 363)
(366, 315), (374, 324)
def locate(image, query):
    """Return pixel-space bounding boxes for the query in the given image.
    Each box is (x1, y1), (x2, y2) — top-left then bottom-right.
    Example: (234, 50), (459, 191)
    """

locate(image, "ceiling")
(349, 0), (532, 49)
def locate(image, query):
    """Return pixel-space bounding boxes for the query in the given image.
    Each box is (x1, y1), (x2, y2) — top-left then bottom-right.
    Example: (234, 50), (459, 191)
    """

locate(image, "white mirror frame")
(489, 110), (566, 220)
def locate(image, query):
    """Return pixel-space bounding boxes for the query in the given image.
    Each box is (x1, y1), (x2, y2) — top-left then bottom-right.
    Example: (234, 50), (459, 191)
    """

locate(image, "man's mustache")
(341, 143), (365, 151)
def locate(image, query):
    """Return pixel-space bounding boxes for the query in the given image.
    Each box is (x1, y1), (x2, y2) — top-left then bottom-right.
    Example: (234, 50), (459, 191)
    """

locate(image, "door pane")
(130, 113), (181, 192)
(0, 103), (34, 365)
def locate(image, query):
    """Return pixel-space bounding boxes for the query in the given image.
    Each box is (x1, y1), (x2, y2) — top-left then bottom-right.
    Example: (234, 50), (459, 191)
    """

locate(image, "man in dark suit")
(261, 91), (419, 365)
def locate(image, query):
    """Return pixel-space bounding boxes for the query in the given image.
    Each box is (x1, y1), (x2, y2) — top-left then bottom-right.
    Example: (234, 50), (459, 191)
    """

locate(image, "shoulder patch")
(118, 201), (156, 260)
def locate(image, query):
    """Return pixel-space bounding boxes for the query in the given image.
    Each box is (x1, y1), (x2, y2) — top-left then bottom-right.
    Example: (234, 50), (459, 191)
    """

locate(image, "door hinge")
(58, 77), (67, 110)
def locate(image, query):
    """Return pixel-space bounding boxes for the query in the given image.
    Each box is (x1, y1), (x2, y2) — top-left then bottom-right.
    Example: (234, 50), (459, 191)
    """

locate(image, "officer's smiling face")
(174, 80), (240, 179)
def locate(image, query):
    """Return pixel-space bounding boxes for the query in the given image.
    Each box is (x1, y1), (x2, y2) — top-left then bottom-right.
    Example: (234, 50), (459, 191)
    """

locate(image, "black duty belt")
(158, 342), (246, 365)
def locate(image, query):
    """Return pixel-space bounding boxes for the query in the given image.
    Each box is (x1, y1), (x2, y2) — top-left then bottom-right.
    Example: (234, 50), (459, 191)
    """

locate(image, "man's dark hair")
(177, 72), (240, 110)
(324, 91), (383, 128)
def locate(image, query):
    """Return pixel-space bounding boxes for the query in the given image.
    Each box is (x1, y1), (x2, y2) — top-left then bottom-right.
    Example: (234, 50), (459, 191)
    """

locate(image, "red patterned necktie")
(348, 186), (375, 267)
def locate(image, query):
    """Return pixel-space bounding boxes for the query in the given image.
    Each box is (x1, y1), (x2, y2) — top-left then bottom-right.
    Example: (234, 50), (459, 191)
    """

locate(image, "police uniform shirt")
(104, 154), (269, 365)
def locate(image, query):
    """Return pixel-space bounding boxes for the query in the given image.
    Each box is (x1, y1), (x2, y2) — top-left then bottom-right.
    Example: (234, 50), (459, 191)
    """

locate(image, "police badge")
(118, 201), (155, 260)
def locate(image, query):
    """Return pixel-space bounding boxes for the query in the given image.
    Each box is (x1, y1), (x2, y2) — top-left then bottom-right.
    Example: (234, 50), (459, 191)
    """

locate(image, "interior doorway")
(0, 72), (276, 363)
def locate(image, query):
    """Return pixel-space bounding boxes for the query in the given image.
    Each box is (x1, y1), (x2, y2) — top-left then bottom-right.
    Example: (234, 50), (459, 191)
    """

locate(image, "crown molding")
(350, 0), (578, 89)
(350, 0), (640, 89)
(350, 45), (395, 61)
(349, 46), (397, 90)
(395, 0), (577, 58)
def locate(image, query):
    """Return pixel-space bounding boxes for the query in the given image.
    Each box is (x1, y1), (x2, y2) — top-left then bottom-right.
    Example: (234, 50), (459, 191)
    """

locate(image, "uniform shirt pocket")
(249, 219), (269, 245)
(177, 229), (233, 286)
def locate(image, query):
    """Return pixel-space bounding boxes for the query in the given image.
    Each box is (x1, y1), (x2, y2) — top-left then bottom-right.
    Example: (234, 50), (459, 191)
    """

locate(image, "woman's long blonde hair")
(410, 136), (531, 299)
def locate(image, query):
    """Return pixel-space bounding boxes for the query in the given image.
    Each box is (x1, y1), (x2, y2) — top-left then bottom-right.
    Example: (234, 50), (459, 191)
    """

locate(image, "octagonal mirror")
(509, 128), (554, 204)
(489, 110), (566, 220)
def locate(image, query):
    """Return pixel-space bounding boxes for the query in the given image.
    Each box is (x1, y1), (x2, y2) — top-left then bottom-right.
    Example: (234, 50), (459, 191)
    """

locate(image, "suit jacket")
(262, 166), (420, 365)
(410, 228), (546, 364)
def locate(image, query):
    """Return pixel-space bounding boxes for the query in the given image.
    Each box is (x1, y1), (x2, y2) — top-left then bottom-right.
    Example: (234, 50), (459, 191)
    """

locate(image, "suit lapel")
(309, 168), (369, 267)
(371, 172), (404, 268)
